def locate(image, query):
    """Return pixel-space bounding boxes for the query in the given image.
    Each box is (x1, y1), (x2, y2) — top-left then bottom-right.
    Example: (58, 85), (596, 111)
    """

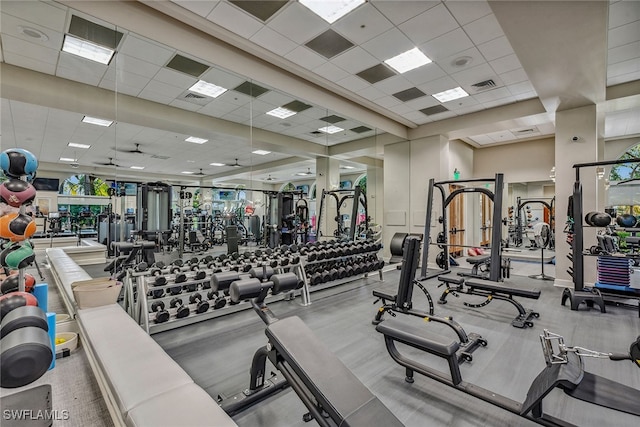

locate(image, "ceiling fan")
(117, 143), (146, 154)
(230, 158), (244, 168)
(295, 168), (313, 176)
(95, 157), (121, 167)
(264, 174), (276, 181)
(193, 168), (206, 176)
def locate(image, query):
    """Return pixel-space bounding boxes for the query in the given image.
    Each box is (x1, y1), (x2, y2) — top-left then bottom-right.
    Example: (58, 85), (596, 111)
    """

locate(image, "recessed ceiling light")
(341, 165), (355, 169)
(189, 80), (227, 98)
(252, 150), (271, 155)
(18, 26), (49, 42)
(209, 162), (225, 166)
(62, 34), (114, 64)
(181, 171), (194, 174)
(185, 136), (208, 144)
(300, 0), (365, 24)
(266, 107), (297, 119)
(318, 125), (344, 134)
(432, 87), (469, 103)
(452, 56), (473, 68)
(59, 157), (77, 162)
(68, 142), (91, 149)
(384, 47), (432, 74)
(82, 116), (113, 127)
(130, 166), (145, 170)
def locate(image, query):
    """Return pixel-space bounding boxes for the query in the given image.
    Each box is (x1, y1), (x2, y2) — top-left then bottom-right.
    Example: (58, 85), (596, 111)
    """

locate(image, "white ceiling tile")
(444, 0), (493, 26)
(2, 48), (56, 76)
(1, 33), (58, 64)
(370, 0), (439, 25)
(471, 87), (513, 103)
(358, 85), (386, 101)
(267, 2), (327, 43)
(107, 70), (151, 92)
(404, 95), (439, 110)
(217, 90), (252, 107)
(373, 74), (413, 94)
(437, 47), (485, 74)
(170, 0), (219, 18)
(56, 52), (107, 85)
(140, 79), (186, 98)
(361, 28), (414, 61)
(469, 134), (494, 145)
(0, 13), (64, 50)
(609, 57), (640, 77)
(0, 1), (67, 32)
(477, 36), (514, 61)
(331, 47), (379, 74)
(257, 91), (295, 107)
(513, 91), (537, 101)
(284, 45), (326, 70)
(442, 95), (479, 110)
(420, 28), (474, 62)
(98, 79), (142, 97)
(138, 88), (175, 105)
(336, 75), (371, 92)
(206, 1), (262, 39)
(199, 67), (245, 90)
(507, 81), (535, 96)
(490, 53), (522, 75)
(499, 68), (529, 85)
(418, 75), (459, 95)
(249, 26), (297, 56)
(403, 63), (447, 86)
(608, 70), (640, 86)
(608, 0), (640, 29)
(608, 41), (640, 65)
(119, 35), (175, 66)
(455, 104), (485, 115)
(402, 110), (429, 124)
(112, 53), (162, 79)
(332, 3), (394, 45)
(197, 101), (238, 117)
(463, 13), (504, 45)
(154, 67), (198, 89)
(425, 110), (457, 121)
(169, 99), (202, 112)
(608, 20), (640, 48)
(399, 3), (458, 45)
(313, 62), (350, 81)
(450, 62), (495, 86)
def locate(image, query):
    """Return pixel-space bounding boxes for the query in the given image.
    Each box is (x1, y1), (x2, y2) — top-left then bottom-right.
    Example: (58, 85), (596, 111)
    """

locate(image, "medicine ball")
(584, 211), (598, 226)
(585, 212), (611, 227)
(616, 213), (637, 228)
(1, 273), (36, 295)
(0, 241), (35, 270)
(0, 291), (38, 320)
(0, 179), (36, 207)
(0, 213), (37, 242)
(0, 149), (38, 181)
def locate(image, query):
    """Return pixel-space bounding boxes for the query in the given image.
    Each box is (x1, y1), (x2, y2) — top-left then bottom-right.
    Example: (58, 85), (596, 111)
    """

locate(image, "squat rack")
(420, 173), (504, 281)
(315, 186), (368, 241)
(515, 196), (555, 248)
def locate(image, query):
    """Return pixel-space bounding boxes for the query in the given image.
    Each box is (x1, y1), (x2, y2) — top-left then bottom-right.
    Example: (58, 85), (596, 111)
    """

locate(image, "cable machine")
(419, 174), (504, 281)
(515, 197), (555, 249)
(263, 190), (304, 248)
(315, 186), (368, 241)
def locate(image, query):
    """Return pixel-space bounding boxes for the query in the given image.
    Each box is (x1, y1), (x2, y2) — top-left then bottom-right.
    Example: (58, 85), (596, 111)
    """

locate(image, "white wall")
(474, 137), (555, 183)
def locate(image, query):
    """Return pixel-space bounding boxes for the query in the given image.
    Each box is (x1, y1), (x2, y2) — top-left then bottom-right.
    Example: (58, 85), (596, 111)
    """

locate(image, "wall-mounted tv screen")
(32, 178), (60, 191)
(219, 190), (236, 201)
(124, 183), (137, 196)
(296, 185), (309, 195)
(340, 180), (352, 190)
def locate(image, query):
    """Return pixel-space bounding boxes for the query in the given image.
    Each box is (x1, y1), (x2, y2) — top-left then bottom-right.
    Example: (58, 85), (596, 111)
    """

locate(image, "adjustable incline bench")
(219, 270), (403, 426)
(438, 274), (541, 328)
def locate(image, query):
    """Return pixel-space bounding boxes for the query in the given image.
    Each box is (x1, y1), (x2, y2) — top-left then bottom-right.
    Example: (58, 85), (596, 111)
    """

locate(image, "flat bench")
(78, 304), (236, 427)
(46, 248), (94, 317)
(438, 275), (541, 328)
(266, 316), (403, 426)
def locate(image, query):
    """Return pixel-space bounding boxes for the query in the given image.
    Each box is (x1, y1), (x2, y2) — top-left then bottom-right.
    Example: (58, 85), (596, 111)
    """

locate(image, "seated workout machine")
(372, 236), (487, 363)
(437, 274), (541, 328)
(376, 321), (640, 426)
(219, 269), (403, 426)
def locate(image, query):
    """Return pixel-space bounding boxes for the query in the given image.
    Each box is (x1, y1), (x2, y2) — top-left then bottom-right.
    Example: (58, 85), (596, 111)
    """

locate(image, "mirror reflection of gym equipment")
(315, 186), (369, 242)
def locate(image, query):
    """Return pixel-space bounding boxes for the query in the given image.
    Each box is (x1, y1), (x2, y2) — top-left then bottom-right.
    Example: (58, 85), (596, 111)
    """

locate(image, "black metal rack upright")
(419, 173), (504, 281)
(316, 186), (368, 241)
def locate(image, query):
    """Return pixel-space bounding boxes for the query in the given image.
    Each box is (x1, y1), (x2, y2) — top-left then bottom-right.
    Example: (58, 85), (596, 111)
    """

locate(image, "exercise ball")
(0, 179), (36, 207)
(0, 149), (38, 181)
(0, 273), (36, 295)
(0, 242), (35, 270)
(0, 291), (39, 319)
(0, 213), (37, 242)
(616, 213), (637, 228)
(589, 212), (612, 227)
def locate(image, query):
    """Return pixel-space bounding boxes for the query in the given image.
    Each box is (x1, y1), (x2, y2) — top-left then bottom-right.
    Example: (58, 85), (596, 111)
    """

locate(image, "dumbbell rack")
(125, 262), (307, 334)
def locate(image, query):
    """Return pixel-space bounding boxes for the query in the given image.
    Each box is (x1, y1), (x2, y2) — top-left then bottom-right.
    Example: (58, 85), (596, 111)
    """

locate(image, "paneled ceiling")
(0, 0), (639, 183)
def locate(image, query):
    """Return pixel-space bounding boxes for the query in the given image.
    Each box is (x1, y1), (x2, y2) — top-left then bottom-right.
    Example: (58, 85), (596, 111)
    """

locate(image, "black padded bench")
(438, 276), (541, 328)
(266, 316), (403, 426)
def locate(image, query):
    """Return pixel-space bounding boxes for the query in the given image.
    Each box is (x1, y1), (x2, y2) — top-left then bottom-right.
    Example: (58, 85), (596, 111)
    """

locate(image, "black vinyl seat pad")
(465, 278), (541, 299)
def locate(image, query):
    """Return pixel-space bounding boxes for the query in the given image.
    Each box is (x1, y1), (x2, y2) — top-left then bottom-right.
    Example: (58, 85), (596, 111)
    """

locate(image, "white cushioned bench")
(77, 304), (237, 427)
(46, 248), (94, 316)
(62, 239), (107, 265)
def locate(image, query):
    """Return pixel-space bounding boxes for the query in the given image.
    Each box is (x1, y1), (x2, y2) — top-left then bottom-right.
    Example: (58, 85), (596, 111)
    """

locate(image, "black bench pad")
(437, 274), (464, 285)
(372, 289), (396, 301)
(466, 255), (490, 264)
(466, 278), (541, 299)
(376, 318), (459, 356)
(266, 316), (402, 427)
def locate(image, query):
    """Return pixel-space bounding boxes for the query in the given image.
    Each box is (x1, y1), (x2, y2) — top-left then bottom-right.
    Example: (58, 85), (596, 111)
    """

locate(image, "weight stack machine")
(137, 182), (172, 244)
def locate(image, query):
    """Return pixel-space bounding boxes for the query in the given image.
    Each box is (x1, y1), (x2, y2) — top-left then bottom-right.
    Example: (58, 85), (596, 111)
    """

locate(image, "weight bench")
(438, 275), (541, 328)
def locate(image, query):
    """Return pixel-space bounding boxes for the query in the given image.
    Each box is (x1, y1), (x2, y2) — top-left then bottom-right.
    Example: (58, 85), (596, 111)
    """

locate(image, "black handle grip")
(609, 353), (630, 361)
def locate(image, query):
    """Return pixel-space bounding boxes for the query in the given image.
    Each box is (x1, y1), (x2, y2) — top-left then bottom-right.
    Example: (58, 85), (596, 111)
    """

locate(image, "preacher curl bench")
(219, 270), (403, 426)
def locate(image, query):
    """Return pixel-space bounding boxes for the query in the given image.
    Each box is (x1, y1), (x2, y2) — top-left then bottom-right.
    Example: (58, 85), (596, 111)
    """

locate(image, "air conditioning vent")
(185, 93), (206, 99)
(151, 155), (170, 160)
(471, 79), (496, 91)
(516, 128), (535, 134)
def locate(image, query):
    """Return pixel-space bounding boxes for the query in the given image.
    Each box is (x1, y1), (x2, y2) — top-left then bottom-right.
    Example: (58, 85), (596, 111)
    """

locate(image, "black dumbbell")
(149, 268), (167, 286)
(337, 266), (346, 279)
(151, 301), (170, 323)
(209, 290), (227, 309)
(153, 261), (166, 270)
(189, 293), (210, 313)
(170, 297), (190, 318)
(329, 268), (338, 281)
(310, 271), (322, 285)
(321, 270), (331, 283)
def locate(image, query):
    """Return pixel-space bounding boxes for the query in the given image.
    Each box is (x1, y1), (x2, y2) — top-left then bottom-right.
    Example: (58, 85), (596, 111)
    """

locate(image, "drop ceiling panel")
(99, 79), (143, 97)
(267, 2), (327, 42)
(2, 51), (56, 75)
(417, 75), (459, 95)
(119, 34), (175, 66)
(206, 1), (262, 39)
(331, 46), (380, 74)
(490, 53), (523, 75)
(403, 63), (447, 86)
(249, 26), (297, 56)
(450, 63), (496, 87)
(477, 36), (515, 62)
(398, 3), (458, 45)
(507, 81), (535, 96)
(463, 13), (504, 45)
(472, 86), (513, 103)
(608, 20), (640, 49)
(332, 3), (394, 45)
(608, 0), (640, 29)
(437, 47), (486, 75)
(256, 90), (294, 107)
(358, 85), (386, 101)
(138, 88), (175, 105)
(608, 41), (640, 65)
(0, 1), (67, 32)
(154, 67), (198, 89)
(336, 75), (371, 92)
(369, 1), (439, 26)
(360, 27), (414, 61)
(404, 95), (439, 111)
(0, 13), (65, 50)
(499, 68), (529, 85)
(444, 0), (492, 26)
(56, 53), (108, 86)
(442, 95), (479, 110)
(420, 28), (474, 62)
(283, 45), (326, 70)
(112, 54), (162, 79)
(199, 67), (245, 90)
(140, 80), (186, 99)
(169, 99), (202, 112)
(313, 61), (350, 81)
(170, 0), (218, 18)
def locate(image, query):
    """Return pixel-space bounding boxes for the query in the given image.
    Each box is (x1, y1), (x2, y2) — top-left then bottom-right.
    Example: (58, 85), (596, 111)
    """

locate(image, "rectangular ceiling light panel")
(300, 0), (365, 24)
(384, 48), (431, 74)
(60, 157), (76, 162)
(185, 136), (208, 144)
(189, 80), (227, 98)
(82, 116), (113, 127)
(130, 166), (145, 170)
(62, 34), (114, 64)
(252, 150), (271, 155)
(68, 142), (91, 149)
(432, 87), (469, 103)
(318, 125), (344, 134)
(267, 107), (297, 119)
(210, 162), (225, 166)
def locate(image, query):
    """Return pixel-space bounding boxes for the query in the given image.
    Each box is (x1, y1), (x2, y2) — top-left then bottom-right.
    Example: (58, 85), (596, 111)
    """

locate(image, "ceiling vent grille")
(471, 79), (496, 91)
(151, 155), (170, 160)
(185, 93), (206, 99)
(516, 128), (535, 134)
